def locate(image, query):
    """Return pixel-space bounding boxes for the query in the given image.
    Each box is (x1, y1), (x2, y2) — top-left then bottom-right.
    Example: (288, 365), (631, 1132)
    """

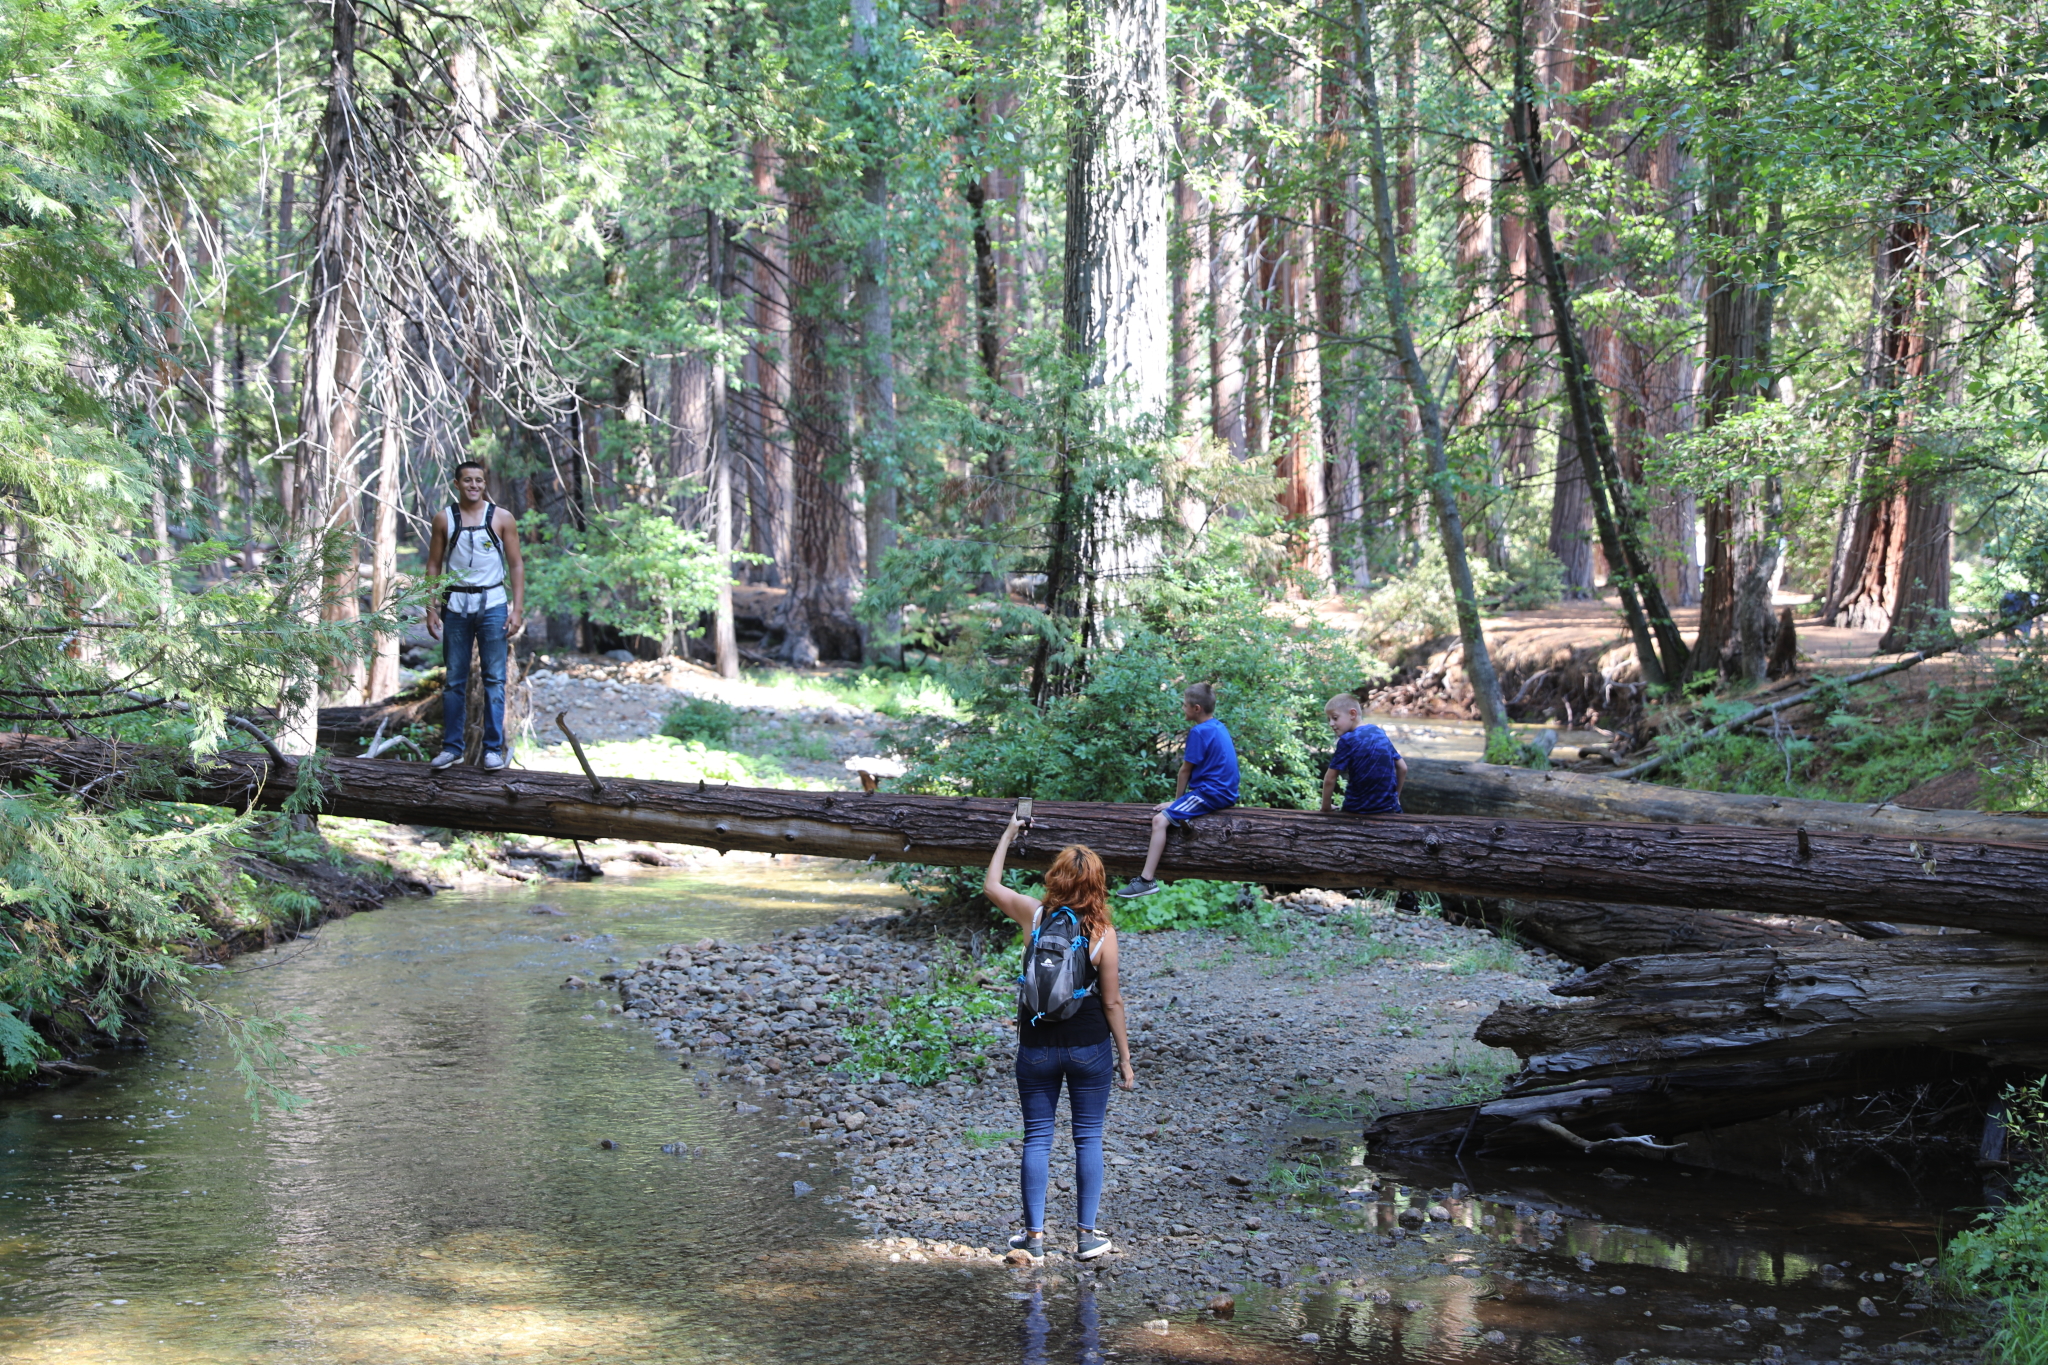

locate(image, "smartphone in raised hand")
(1014, 799), (1033, 832)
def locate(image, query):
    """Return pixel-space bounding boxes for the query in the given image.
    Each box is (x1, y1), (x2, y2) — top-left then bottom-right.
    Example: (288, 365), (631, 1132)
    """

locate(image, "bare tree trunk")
(1358, 2), (1510, 741)
(367, 317), (405, 702)
(1172, 67), (1206, 433)
(291, 0), (370, 738)
(1318, 39), (1369, 590)
(851, 0), (903, 667)
(1267, 38), (1331, 587)
(1454, 11), (1504, 571)
(710, 213), (740, 680)
(271, 170), (298, 523)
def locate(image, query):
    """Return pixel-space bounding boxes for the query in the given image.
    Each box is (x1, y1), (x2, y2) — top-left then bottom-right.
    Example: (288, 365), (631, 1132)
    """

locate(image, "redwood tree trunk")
(293, 0), (369, 734)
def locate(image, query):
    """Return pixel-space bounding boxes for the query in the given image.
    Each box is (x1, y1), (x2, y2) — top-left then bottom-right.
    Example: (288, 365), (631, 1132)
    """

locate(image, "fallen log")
(1478, 937), (2048, 1081)
(1365, 1049), (1981, 1157)
(317, 694), (441, 746)
(1438, 894), (1847, 966)
(1403, 757), (2048, 844)
(8, 734), (2048, 933)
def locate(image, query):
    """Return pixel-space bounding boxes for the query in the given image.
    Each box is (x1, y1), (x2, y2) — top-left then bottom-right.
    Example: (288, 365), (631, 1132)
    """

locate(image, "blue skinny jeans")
(1016, 1038), (1114, 1232)
(440, 603), (508, 755)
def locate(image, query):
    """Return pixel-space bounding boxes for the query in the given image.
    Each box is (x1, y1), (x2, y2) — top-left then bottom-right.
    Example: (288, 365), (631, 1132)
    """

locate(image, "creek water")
(0, 871), (1971, 1364)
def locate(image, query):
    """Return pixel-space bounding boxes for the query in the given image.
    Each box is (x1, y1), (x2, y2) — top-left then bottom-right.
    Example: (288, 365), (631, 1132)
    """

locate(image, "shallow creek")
(0, 871), (1972, 1364)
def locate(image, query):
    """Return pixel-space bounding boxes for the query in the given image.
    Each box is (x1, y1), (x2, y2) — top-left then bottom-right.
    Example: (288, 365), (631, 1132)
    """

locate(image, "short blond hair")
(1325, 693), (1362, 716)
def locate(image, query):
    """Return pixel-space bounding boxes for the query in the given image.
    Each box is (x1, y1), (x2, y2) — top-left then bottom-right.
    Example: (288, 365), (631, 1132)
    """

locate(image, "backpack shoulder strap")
(481, 502), (505, 556)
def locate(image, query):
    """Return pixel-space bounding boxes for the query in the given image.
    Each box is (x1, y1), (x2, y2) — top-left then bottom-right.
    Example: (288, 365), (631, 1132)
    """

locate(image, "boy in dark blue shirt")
(1320, 693), (1405, 814)
(1118, 682), (1239, 898)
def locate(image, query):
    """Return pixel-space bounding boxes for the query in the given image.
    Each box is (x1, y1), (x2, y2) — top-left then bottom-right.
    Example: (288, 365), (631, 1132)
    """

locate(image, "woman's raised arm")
(984, 816), (1040, 930)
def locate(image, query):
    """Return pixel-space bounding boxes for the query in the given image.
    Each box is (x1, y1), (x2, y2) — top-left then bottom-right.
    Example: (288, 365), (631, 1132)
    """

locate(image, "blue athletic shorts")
(1162, 791), (1230, 825)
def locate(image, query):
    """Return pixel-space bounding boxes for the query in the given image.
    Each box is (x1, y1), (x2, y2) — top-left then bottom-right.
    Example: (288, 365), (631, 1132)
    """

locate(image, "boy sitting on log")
(1321, 694), (1406, 814)
(1117, 682), (1239, 898)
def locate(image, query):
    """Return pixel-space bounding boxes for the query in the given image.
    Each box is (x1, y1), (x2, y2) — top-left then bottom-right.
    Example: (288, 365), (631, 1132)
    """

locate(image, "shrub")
(906, 575), (1375, 809)
(521, 506), (731, 649)
(660, 696), (742, 745)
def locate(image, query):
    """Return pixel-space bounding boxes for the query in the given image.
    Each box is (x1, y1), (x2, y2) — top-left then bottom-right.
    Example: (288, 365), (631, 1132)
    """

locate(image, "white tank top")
(443, 503), (507, 615)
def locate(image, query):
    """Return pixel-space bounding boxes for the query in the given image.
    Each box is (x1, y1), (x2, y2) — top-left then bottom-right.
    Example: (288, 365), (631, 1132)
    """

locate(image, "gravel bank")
(597, 888), (1575, 1300)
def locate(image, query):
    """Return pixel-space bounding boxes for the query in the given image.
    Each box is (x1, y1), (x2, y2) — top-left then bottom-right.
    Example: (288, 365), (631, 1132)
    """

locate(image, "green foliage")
(661, 697), (742, 745)
(833, 947), (1009, 1086)
(1353, 537), (1564, 656)
(521, 507), (732, 648)
(906, 574), (1373, 808)
(1110, 879), (1252, 932)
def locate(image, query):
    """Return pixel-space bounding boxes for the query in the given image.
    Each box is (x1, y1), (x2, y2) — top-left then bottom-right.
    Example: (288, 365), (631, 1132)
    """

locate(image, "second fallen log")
(8, 735), (2048, 934)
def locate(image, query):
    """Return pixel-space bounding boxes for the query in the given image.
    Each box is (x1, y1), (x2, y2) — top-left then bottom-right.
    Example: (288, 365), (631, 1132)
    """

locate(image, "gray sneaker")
(430, 747), (462, 770)
(1007, 1231), (1044, 1259)
(1116, 878), (1159, 899)
(1076, 1230), (1113, 1260)
(483, 749), (507, 771)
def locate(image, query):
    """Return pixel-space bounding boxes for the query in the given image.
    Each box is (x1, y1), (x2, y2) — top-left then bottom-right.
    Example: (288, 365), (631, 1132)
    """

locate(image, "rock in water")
(1207, 1294), (1235, 1316)
(793, 1181), (814, 1197)
(598, 1138), (619, 1150)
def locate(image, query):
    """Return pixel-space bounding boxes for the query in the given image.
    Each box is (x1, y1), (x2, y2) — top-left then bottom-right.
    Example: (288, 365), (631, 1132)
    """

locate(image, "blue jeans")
(1017, 1038), (1114, 1231)
(441, 603), (507, 755)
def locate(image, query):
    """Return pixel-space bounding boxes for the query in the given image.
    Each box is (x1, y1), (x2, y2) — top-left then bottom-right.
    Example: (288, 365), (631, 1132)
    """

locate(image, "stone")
(1858, 1297), (1879, 1316)
(1207, 1294), (1235, 1316)
(1142, 1320), (1170, 1335)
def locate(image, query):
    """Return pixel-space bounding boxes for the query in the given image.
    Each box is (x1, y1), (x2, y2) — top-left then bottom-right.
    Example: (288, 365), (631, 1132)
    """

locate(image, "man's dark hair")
(453, 459), (488, 480)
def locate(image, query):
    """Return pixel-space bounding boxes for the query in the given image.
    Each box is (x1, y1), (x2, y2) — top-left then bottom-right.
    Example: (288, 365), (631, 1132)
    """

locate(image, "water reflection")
(0, 870), (1974, 1365)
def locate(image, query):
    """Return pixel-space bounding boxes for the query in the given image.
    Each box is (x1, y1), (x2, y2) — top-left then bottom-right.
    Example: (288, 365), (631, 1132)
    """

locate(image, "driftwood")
(1402, 757), (2048, 844)
(1438, 894), (1846, 966)
(317, 694), (442, 746)
(8, 734), (2048, 930)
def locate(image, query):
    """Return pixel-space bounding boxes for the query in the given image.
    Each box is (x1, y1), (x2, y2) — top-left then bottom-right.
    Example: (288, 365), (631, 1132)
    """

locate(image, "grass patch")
(1990, 1297), (2048, 1365)
(521, 735), (825, 789)
(748, 666), (967, 721)
(1450, 941), (1522, 976)
(1442, 1044), (1519, 1104)
(963, 1128), (1021, 1149)
(1108, 879), (1252, 932)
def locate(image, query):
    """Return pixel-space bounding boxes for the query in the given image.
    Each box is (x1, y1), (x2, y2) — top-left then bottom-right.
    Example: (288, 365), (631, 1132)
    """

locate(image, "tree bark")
(851, 0), (903, 666)
(14, 735), (2048, 930)
(1400, 755), (2048, 845)
(294, 0), (370, 731)
(781, 175), (864, 665)
(1482, 937), (2048, 1082)
(1357, 3), (1511, 741)
(1268, 38), (1331, 586)
(710, 212), (740, 680)
(1833, 203), (1949, 650)
(366, 316), (406, 702)
(746, 139), (794, 588)
(1441, 894), (1843, 966)
(1208, 95), (1249, 460)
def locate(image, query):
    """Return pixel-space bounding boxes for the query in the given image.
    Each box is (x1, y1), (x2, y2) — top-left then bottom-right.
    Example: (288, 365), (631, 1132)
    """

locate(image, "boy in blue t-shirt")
(1118, 682), (1239, 898)
(1320, 693), (1405, 814)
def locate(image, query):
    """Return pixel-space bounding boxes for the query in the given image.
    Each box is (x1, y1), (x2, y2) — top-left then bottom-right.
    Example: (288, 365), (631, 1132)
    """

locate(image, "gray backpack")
(1019, 905), (1097, 1027)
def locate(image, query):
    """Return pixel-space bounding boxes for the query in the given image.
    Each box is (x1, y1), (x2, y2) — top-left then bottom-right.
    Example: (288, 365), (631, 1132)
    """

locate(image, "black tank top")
(1015, 905), (1110, 1048)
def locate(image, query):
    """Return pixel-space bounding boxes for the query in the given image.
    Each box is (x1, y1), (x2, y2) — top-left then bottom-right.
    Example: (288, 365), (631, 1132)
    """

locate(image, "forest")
(9, 0), (2048, 1346)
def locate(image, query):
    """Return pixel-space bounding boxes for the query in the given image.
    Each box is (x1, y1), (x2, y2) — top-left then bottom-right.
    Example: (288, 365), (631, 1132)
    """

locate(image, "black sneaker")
(1116, 878), (1159, 899)
(430, 747), (462, 770)
(1076, 1230), (1113, 1260)
(1008, 1231), (1044, 1259)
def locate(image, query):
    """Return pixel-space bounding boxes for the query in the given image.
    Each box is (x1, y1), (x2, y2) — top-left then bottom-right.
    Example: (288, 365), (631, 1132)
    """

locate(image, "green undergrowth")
(520, 735), (828, 789)
(831, 944), (1009, 1086)
(1945, 1076), (2048, 1359)
(1653, 656), (2048, 809)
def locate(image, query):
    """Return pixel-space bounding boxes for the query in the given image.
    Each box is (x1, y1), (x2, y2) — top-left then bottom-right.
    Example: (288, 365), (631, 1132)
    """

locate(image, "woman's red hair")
(1042, 844), (1112, 943)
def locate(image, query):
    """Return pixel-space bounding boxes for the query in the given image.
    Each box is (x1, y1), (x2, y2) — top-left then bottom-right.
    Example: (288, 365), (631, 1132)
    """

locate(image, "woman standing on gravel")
(984, 818), (1137, 1263)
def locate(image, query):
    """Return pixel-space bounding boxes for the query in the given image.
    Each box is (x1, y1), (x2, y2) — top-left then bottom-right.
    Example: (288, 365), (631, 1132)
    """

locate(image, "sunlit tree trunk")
(1207, 95), (1248, 460)
(1318, 36), (1369, 590)
(1833, 202), (1949, 651)
(710, 212), (740, 680)
(1267, 38), (1331, 588)
(747, 140), (793, 588)
(1031, 0), (1172, 698)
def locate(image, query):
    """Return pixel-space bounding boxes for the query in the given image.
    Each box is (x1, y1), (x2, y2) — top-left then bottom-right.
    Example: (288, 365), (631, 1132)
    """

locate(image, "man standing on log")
(425, 460), (524, 771)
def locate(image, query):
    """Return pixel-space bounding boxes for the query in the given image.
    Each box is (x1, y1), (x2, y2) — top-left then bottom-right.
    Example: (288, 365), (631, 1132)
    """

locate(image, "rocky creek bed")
(589, 888), (1583, 1302)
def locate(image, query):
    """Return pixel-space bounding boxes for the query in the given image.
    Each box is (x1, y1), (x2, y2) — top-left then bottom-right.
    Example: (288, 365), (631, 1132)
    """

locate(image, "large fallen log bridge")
(4, 733), (2048, 936)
